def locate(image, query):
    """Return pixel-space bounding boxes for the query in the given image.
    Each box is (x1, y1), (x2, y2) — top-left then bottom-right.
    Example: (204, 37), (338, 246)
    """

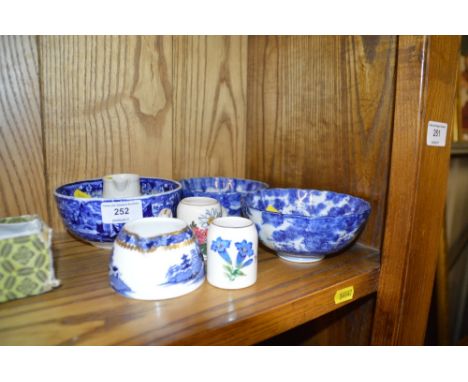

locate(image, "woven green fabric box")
(0, 215), (60, 303)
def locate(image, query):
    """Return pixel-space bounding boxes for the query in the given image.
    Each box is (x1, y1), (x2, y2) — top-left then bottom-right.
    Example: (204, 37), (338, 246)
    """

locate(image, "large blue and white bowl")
(243, 188), (371, 263)
(55, 177), (182, 248)
(180, 177), (269, 216)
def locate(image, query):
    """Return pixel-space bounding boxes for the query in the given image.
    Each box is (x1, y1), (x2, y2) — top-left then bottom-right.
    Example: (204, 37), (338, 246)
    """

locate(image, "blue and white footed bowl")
(180, 177), (268, 216)
(110, 217), (205, 300)
(54, 177), (182, 248)
(243, 189), (371, 263)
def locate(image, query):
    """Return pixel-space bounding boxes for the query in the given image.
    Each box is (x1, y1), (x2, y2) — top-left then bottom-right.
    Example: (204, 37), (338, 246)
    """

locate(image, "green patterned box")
(0, 215), (60, 303)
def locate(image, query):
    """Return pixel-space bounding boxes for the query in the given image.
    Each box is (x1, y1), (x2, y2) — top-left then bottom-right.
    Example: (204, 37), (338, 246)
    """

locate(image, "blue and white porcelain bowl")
(54, 177), (182, 248)
(243, 188), (371, 263)
(110, 217), (205, 300)
(180, 177), (268, 216)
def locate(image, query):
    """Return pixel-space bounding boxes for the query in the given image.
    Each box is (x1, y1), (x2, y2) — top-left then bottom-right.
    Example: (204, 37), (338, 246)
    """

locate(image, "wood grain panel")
(246, 36), (397, 248)
(372, 36), (460, 345)
(300, 294), (375, 345)
(173, 36), (247, 178)
(0, 36), (48, 220)
(39, 36), (173, 230)
(259, 294), (375, 345)
(0, 233), (379, 345)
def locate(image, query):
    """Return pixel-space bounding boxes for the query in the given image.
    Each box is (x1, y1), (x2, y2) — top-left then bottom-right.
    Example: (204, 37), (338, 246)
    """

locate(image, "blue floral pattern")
(235, 240), (255, 268)
(210, 237), (255, 281)
(243, 188), (371, 260)
(55, 178), (182, 245)
(210, 237), (232, 265)
(181, 177), (268, 216)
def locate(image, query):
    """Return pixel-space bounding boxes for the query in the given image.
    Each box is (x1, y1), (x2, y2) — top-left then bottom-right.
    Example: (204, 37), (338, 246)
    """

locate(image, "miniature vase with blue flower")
(207, 216), (257, 289)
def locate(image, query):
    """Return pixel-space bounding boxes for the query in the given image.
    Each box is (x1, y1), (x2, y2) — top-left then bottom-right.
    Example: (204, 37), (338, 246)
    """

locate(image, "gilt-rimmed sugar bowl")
(109, 217), (205, 300)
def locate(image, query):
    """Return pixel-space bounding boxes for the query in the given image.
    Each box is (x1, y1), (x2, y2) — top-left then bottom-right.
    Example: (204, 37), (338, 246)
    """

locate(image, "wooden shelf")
(0, 233), (380, 345)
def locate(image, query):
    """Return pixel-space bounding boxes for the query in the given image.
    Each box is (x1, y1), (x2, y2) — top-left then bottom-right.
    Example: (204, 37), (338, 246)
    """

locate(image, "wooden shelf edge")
(168, 268), (379, 345)
(0, 233), (380, 345)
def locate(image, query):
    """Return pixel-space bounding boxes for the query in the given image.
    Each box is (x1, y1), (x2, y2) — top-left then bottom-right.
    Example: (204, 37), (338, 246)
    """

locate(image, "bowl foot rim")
(88, 241), (114, 250)
(277, 251), (325, 263)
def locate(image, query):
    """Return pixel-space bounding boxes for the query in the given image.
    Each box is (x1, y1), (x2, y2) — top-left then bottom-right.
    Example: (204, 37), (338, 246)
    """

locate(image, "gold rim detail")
(122, 226), (189, 241)
(115, 237), (196, 253)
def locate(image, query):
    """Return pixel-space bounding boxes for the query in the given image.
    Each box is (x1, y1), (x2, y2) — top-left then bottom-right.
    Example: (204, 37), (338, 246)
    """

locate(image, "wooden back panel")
(0, 36), (247, 230)
(246, 36), (397, 248)
(40, 36), (174, 229)
(173, 36), (247, 178)
(0, 35), (396, 247)
(0, 36), (48, 220)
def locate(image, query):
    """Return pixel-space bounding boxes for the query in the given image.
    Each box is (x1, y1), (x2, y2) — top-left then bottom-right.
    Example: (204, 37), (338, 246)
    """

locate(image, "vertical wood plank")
(173, 36), (247, 179)
(246, 36), (397, 248)
(39, 36), (173, 230)
(372, 36), (460, 345)
(0, 36), (48, 220)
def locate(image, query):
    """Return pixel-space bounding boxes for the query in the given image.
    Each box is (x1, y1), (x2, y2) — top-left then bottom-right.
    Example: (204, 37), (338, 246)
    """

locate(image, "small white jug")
(102, 173), (141, 198)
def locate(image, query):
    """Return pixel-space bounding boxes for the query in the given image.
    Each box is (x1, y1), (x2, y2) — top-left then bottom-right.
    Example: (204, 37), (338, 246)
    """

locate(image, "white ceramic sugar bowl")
(109, 217), (205, 300)
(207, 216), (258, 289)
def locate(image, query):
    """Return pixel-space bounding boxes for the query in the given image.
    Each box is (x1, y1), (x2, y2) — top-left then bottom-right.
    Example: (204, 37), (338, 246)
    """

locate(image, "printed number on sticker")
(114, 207), (129, 216)
(101, 200), (143, 224)
(427, 121), (447, 147)
(334, 286), (354, 304)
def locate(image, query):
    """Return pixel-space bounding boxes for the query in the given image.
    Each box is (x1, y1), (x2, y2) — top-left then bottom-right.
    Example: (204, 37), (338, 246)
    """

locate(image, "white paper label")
(101, 200), (143, 224)
(427, 121), (448, 147)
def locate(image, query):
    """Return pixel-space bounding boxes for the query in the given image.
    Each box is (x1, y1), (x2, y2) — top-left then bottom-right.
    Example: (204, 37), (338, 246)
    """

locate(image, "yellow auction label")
(73, 189), (91, 198)
(334, 286), (354, 304)
(266, 205), (279, 213)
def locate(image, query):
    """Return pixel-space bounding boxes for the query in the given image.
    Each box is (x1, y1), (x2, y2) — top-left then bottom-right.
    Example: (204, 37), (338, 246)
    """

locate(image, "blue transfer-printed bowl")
(180, 177), (269, 216)
(110, 217), (205, 300)
(243, 188), (371, 263)
(54, 177), (182, 248)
